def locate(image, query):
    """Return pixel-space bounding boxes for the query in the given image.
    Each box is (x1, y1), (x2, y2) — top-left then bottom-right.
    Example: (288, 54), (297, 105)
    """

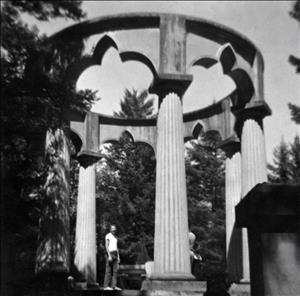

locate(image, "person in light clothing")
(189, 229), (202, 273)
(103, 225), (122, 291)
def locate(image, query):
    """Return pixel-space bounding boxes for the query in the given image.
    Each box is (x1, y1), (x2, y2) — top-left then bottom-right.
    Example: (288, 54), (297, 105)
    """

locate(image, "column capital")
(150, 73), (192, 105)
(219, 135), (241, 158)
(233, 100), (271, 137)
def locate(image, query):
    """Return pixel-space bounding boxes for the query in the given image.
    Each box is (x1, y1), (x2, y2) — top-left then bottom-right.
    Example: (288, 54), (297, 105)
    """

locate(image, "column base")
(141, 279), (206, 296)
(228, 282), (250, 296)
(74, 282), (100, 290)
(150, 272), (195, 281)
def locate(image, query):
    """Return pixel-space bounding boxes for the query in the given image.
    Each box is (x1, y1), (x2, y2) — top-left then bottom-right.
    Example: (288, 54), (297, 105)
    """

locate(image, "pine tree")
(268, 138), (292, 183)
(185, 132), (227, 292)
(290, 135), (300, 183)
(288, 103), (300, 124)
(114, 89), (154, 119)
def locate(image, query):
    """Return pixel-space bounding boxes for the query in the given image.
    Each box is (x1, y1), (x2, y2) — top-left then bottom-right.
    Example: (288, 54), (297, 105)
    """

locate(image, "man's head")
(110, 225), (116, 234)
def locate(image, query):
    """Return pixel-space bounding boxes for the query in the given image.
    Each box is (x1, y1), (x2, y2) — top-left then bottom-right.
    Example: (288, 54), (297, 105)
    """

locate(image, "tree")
(113, 89), (154, 119)
(1, 2), (95, 295)
(185, 132), (227, 293)
(268, 138), (292, 183)
(268, 136), (300, 184)
(290, 135), (300, 183)
(288, 103), (300, 124)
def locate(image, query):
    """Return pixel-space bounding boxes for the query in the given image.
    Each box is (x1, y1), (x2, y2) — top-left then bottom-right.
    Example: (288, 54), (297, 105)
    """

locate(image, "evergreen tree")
(290, 135), (300, 183)
(268, 136), (300, 184)
(185, 132), (227, 292)
(268, 138), (292, 183)
(288, 103), (300, 124)
(114, 89), (154, 119)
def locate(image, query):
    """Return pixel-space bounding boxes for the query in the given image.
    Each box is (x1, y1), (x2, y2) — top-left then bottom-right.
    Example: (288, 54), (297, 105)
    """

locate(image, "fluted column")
(74, 161), (97, 284)
(241, 118), (267, 281)
(241, 119), (267, 196)
(152, 93), (193, 280)
(225, 151), (243, 281)
(36, 128), (70, 274)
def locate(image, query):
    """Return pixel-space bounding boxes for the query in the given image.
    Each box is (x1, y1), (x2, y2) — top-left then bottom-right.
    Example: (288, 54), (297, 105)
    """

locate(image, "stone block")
(229, 282), (250, 296)
(141, 279), (206, 296)
(235, 183), (300, 296)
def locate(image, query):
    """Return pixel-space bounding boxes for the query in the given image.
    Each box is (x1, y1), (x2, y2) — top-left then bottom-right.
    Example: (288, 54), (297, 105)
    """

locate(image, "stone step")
(72, 288), (140, 296)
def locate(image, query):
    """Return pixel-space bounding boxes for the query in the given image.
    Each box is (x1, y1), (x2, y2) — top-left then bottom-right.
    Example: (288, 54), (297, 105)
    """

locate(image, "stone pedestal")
(236, 183), (300, 296)
(152, 93), (192, 280)
(74, 160), (98, 285)
(141, 280), (206, 296)
(228, 282), (251, 296)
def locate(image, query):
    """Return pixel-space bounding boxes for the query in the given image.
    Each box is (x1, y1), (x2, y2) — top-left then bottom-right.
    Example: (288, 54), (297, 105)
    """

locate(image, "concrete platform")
(228, 282), (250, 296)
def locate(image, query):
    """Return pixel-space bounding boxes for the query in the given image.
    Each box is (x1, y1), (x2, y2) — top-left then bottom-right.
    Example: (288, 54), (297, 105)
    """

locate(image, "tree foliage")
(288, 103), (300, 124)
(113, 89), (155, 119)
(185, 132), (227, 292)
(1, 1), (94, 294)
(268, 135), (300, 184)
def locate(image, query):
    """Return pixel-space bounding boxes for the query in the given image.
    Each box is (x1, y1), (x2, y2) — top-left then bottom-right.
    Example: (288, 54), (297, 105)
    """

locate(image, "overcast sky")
(24, 1), (300, 163)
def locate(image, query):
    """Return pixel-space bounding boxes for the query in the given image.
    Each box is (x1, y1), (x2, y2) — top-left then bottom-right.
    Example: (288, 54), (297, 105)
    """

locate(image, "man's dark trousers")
(104, 258), (118, 288)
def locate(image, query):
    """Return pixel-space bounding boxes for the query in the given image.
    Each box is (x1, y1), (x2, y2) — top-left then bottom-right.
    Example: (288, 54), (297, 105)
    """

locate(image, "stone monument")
(29, 13), (273, 296)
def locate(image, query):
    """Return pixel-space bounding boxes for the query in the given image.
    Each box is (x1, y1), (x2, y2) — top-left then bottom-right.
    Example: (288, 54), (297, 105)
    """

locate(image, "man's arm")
(105, 237), (112, 261)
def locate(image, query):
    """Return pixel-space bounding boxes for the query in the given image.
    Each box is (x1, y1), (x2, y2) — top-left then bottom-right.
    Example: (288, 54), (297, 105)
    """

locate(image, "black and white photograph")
(1, 1), (299, 296)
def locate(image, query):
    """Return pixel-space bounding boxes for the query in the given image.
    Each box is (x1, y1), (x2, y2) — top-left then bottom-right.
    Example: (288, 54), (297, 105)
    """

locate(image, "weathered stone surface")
(141, 280), (206, 296)
(228, 282), (250, 296)
(236, 183), (300, 296)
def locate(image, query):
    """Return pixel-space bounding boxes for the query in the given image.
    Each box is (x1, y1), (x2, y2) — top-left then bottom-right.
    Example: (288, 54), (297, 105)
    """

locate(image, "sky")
(23, 1), (300, 163)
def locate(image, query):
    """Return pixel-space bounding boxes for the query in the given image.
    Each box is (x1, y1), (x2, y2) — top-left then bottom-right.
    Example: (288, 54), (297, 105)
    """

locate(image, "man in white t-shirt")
(103, 225), (122, 291)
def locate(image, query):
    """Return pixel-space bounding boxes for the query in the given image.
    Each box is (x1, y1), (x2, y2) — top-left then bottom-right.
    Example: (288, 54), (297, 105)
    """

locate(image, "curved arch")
(205, 129), (222, 142)
(120, 130), (135, 143)
(70, 129), (83, 155)
(93, 35), (119, 64)
(47, 13), (261, 66)
(192, 122), (204, 139)
(135, 141), (156, 157)
(120, 51), (157, 77)
(217, 43), (237, 74)
(102, 139), (119, 146)
(227, 69), (254, 107)
(66, 56), (97, 83)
